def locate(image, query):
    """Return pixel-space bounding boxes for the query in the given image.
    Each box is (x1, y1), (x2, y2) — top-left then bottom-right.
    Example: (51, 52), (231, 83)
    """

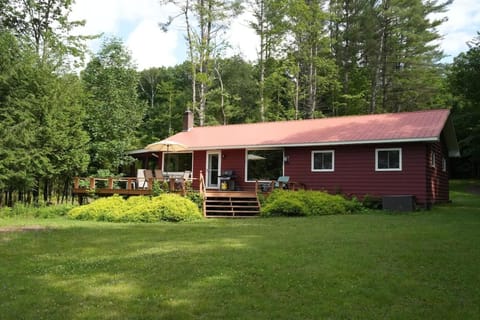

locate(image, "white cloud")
(434, 0), (480, 61)
(127, 19), (179, 69)
(225, 11), (259, 62)
(71, 0), (182, 69)
(72, 0), (480, 68)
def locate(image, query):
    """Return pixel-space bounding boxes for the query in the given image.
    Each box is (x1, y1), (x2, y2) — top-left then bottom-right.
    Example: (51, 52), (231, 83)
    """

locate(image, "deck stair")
(204, 191), (260, 217)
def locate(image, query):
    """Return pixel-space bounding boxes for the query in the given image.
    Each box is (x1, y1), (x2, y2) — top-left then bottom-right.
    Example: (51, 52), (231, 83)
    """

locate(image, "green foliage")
(185, 191), (204, 210)
(0, 206), (13, 217)
(261, 196), (307, 217)
(151, 180), (170, 196)
(155, 194), (202, 222)
(0, 203), (75, 218)
(448, 34), (480, 177)
(67, 194), (202, 223)
(260, 189), (363, 217)
(82, 37), (146, 173)
(0, 31), (89, 205)
(361, 194), (383, 210)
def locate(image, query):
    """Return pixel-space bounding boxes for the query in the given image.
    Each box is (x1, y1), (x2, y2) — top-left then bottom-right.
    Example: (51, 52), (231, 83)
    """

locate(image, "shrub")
(0, 203), (76, 218)
(0, 207), (13, 218)
(185, 191), (204, 210)
(68, 195), (126, 221)
(67, 194), (202, 223)
(261, 196), (307, 217)
(361, 194), (382, 209)
(260, 189), (363, 217)
(154, 194), (203, 222)
(34, 204), (76, 218)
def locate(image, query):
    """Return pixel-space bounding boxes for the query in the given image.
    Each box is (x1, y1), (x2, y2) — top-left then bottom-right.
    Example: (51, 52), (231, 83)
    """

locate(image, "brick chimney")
(183, 109), (194, 131)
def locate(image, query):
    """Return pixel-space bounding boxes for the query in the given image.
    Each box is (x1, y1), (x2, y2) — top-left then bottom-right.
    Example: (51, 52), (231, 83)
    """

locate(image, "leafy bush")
(0, 203), (75, 218)
(34, 204), (76, 218)
(185, 191), (204, 210)
(67, 194), (203, 223)
(361, 194), (382, 209)
(155, 194), (203, 222)
(261, 197), (307, 217)
(260, 190), (363, 217)
(0, 206), (13, 217)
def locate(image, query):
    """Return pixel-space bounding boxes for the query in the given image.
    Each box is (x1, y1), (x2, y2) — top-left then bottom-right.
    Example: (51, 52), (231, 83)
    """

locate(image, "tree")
(0, 31), (89, 205)
(137, 65), (191, 144)
(329, 0), (450, 114)
(250, 0), (289, 121)
(0, 0), (92, 67)
(160, 0), (243, 126)
(448, 33), (480, 177)
(82, 38), (146, 173)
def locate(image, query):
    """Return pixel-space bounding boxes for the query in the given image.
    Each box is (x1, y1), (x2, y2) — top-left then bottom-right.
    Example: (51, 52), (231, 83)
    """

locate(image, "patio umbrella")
(247, 154), (266, 160)
(145, 140), (187, 152)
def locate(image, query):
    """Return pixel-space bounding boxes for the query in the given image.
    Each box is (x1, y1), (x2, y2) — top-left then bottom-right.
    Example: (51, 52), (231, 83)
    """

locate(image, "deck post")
(89, 177), (95, 190)
(108, 177), (114, 189)
(74, 177), (79, 189)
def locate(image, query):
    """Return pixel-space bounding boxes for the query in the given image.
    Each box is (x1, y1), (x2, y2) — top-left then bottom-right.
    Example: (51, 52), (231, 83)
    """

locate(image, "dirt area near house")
(0, 225), (50, 233)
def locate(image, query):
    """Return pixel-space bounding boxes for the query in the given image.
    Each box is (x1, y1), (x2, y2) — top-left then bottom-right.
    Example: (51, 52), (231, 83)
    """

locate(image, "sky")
(71, 0), (480, 70)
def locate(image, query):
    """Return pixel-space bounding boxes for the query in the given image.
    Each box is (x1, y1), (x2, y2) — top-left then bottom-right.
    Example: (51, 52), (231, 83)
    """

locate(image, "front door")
(206, 152), (221, 189)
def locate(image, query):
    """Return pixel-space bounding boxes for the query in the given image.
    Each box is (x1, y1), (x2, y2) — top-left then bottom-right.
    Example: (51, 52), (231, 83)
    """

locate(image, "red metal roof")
(157, 109), (457, 152)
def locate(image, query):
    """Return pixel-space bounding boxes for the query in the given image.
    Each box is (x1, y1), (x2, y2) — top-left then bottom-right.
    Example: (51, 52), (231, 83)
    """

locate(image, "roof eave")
(187, 137), (440, 151)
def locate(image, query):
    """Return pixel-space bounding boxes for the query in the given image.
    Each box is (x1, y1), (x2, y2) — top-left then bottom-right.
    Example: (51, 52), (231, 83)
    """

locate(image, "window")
(163, 152), (193, 172)
(246, 149), (283, 181)
(312, 150), (334, 172)
(430, 151), (436, 168)
(376, 148), (402, 171)
(442, 158), (447, 172)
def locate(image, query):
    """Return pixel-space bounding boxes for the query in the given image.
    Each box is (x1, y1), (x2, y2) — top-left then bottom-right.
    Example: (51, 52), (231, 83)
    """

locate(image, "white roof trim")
(187, 137), (440, 151)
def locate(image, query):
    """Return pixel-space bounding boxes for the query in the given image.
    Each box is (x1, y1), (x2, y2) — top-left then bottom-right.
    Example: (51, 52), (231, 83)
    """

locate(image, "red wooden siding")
(189, 142), (450, 205)
(426, 141), (450, 204)
(284, 143), (431, 204)
(192, 149), (253, 191)
(192, 150), (206, 190)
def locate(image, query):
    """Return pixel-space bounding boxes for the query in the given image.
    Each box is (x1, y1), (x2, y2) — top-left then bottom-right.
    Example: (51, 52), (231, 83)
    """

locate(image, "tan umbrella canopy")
(145, 140), (187, 152)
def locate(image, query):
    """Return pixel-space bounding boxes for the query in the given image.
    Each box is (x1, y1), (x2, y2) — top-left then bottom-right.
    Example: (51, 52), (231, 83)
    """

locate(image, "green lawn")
(1, 181), (480, 319)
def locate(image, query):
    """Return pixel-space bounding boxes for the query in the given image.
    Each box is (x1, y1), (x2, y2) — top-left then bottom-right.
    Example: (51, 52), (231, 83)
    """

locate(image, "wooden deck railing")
(72, 176), (192, 196)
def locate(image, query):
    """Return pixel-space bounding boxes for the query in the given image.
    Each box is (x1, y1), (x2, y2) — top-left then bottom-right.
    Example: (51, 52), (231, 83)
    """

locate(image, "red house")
(139, 109), (459, 208)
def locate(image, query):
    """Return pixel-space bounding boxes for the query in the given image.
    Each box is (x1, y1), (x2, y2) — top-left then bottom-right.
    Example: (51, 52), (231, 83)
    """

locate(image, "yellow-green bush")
(260, 190), (363, 217)
(67, 194), (202, 223)
(154, 194), (203, 222)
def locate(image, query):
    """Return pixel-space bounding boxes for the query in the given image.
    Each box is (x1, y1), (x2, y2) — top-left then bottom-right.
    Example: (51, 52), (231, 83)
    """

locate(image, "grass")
(1, 180), (480, 319)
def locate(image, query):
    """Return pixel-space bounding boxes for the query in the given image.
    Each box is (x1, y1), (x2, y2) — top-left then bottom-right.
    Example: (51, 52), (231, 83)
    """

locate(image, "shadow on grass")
(1, 222), (274, 319)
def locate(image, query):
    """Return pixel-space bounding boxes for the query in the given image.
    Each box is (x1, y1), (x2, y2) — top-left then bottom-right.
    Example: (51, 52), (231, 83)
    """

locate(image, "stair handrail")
(199, 170), (206, 195)
(199, 171), (207, 217)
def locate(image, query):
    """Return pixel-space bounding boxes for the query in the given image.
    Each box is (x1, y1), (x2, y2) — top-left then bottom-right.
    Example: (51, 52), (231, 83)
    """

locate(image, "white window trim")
(311, 150), (335, 172)
(430, 151), (436, 168)
(244, 148), (284, 182)
(442, 157), (447, 172)
(375, 148), (402, 171)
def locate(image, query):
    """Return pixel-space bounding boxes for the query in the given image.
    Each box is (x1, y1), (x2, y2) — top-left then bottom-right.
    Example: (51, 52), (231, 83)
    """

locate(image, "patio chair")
(274, 176), (290, 189)
(137, 169), (153, 189)
(154, 169), (165, 182)
(136, 169), (146, 189)
(144, 169), (154, 188)
(174, 171), (192, 194)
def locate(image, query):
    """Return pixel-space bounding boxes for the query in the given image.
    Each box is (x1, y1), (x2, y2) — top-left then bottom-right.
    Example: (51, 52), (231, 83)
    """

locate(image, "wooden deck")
(73, 175), (265, 217)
